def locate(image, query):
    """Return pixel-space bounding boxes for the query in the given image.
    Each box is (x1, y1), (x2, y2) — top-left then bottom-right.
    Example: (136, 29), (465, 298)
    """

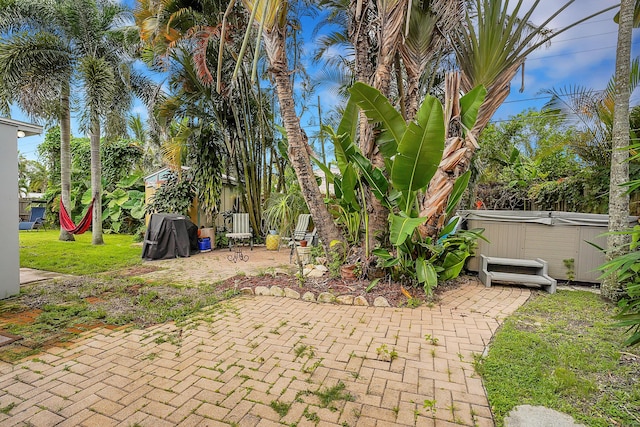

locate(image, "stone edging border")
(239, 285), (392, 307)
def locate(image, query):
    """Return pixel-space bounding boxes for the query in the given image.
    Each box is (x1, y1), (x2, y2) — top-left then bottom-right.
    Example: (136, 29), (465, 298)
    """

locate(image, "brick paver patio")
(0, 282), (530, 426)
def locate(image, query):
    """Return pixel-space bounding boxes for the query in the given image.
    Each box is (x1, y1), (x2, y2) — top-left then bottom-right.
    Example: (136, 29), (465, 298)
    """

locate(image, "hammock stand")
(60, 198), (95, 235)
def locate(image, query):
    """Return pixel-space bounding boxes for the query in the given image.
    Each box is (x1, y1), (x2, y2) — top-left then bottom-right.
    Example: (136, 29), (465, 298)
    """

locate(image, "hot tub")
(461, 210), (638, 283)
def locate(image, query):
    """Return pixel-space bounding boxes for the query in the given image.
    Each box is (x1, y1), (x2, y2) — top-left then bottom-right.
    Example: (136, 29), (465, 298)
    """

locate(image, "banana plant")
(326, 82), (485, 294)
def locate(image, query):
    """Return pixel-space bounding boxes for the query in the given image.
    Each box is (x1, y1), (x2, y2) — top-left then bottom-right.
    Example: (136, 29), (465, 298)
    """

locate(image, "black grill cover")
(142, 213), (200, 260)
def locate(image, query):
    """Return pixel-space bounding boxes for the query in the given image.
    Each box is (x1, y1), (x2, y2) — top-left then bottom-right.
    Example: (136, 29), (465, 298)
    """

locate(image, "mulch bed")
(214, 273), (473, 307)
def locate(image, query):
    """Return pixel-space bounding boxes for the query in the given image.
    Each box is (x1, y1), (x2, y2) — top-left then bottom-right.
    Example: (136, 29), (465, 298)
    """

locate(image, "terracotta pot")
(340, 264), (356, 280)
(299, 240), (308, 247)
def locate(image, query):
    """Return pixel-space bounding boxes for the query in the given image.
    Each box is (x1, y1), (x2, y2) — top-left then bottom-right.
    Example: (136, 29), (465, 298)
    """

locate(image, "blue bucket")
(198, 237), (211, 251)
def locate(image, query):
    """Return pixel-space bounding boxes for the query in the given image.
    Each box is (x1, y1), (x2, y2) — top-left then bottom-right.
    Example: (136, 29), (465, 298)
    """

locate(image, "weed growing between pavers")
(480, 291), (640, 427)
(312, 381), (355, 410)
(0, 276), (239, 362)
(375, 343), (398, 361)
(269, 400), (292, 417)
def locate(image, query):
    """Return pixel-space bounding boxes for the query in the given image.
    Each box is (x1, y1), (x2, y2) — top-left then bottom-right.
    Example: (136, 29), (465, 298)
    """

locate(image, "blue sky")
(12, 0), (639, 161)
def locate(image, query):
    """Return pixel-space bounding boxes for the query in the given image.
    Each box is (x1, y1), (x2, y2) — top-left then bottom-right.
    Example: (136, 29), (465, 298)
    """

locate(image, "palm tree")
(418, 0), (618, 239)
(603, 0), (636, 300)
(541, 59), (640, 169)
(0, 1), (75, 241)
(241, 0), (345, 249)
(69, 0), (145, 245)
(137, 0), (301, 237)
(0, 0), (149, 244)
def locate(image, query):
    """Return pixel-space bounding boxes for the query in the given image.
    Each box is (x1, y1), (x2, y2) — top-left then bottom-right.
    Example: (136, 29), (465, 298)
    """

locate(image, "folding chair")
(288, 214), (314, 262)
(19, 206), (46, 231)
(225, 213), (253, 251)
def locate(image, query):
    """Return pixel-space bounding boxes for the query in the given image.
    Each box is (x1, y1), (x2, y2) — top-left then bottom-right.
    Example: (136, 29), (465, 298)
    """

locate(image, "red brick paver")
(0, 282), (530, 426)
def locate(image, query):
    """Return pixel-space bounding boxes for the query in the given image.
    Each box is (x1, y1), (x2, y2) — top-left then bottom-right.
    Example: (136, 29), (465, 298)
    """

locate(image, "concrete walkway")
(0, 283), (530, 426)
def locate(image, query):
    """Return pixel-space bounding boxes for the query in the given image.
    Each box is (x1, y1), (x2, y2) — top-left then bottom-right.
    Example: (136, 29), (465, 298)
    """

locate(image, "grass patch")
(481, 291), (640, 427)
(0, 276), (238, 361)
(19, 230), (141, 275)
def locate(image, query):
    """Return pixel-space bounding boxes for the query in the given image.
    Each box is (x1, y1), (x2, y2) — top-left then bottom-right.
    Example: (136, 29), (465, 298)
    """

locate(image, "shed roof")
(144, 166), (237, 185)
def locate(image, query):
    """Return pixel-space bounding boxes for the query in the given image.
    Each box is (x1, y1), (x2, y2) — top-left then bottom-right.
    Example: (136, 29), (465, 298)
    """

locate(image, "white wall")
(0, 123), (20, 298)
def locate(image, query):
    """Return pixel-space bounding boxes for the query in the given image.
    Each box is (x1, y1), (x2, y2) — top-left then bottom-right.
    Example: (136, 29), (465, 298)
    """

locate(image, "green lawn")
(19, 230), (142, 275)
(480, 290), (640, 427)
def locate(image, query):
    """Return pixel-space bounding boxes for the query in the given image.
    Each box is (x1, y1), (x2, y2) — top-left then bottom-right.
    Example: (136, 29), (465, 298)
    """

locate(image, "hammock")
(60, 198), (95, 235)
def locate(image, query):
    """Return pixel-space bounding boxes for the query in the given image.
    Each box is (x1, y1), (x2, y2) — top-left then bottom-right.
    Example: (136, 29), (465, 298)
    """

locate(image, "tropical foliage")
(600, 224), (640, 346)
(318, 80), (486, 292)
(135, 0), (280, 234)
(146, 171), (195, 218)
(0, 0), (158, 244)
(2, 0), (630, 300)
(473, 109), (624, 214)
(38, 128), (146, 235)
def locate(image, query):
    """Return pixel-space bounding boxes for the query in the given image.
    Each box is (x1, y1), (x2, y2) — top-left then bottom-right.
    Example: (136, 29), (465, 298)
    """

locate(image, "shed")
(144, 167), (238, 229)
(0, 118), (42, 299)
(461, 210), (639, 283)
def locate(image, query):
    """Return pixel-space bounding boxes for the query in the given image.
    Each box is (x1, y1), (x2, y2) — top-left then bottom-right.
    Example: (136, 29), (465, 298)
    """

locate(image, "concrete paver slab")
(0, 282), (530, 426)
(19, 268), (71, 285)
(504, 405), (585, 427)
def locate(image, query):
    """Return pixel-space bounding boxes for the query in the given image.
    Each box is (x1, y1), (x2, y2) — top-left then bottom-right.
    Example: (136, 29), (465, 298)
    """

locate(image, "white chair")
(288, 214), (314, 262)
(225, 213), (253, 251)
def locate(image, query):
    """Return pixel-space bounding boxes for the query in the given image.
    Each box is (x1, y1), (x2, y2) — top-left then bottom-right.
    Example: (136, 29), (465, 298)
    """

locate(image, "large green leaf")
(328, 123), (359, 175)
(459, 85), (487, 132)
(446, 171), (471, 217)
(341, 164), (359, 208)
(130, 204), (146, 219)
(334, 176), (344, 199)
(349, 82), (406, 158)
(391, 96), (444, 194)
(438, 251), (468, 281)
(337, 97), (359, 148)
(110, 221), (122, 233)
(390, 214), (427, 246)
(416, 259), (438, 293)
(107, 188), (128, 206)
(81, 188), (93, 205)
(310, 155), (335, 184)
(438, 217), (460, 239)
(351, 152), (389, 205)
(117, 172), (143, 189)
(127, 189), (145, 201)
(372, 248), (401, 268)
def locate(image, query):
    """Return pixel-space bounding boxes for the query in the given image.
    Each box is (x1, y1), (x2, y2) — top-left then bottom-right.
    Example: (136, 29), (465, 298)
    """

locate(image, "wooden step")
(482, 256), (544, 268)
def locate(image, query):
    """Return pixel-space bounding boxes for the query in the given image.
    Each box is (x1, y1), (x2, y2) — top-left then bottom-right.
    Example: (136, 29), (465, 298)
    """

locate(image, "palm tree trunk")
(418, 63), (521, 240)
(262, 28), (343, 253)
(90, 114), (104, 245)
(351, 0), (408, 253)
(603, 0), (634, 301)
(59, 82), (74, 242)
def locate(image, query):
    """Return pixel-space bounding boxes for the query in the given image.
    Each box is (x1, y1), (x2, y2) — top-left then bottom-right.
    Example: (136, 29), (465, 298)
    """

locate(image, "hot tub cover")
(459, 210), (638, 227)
